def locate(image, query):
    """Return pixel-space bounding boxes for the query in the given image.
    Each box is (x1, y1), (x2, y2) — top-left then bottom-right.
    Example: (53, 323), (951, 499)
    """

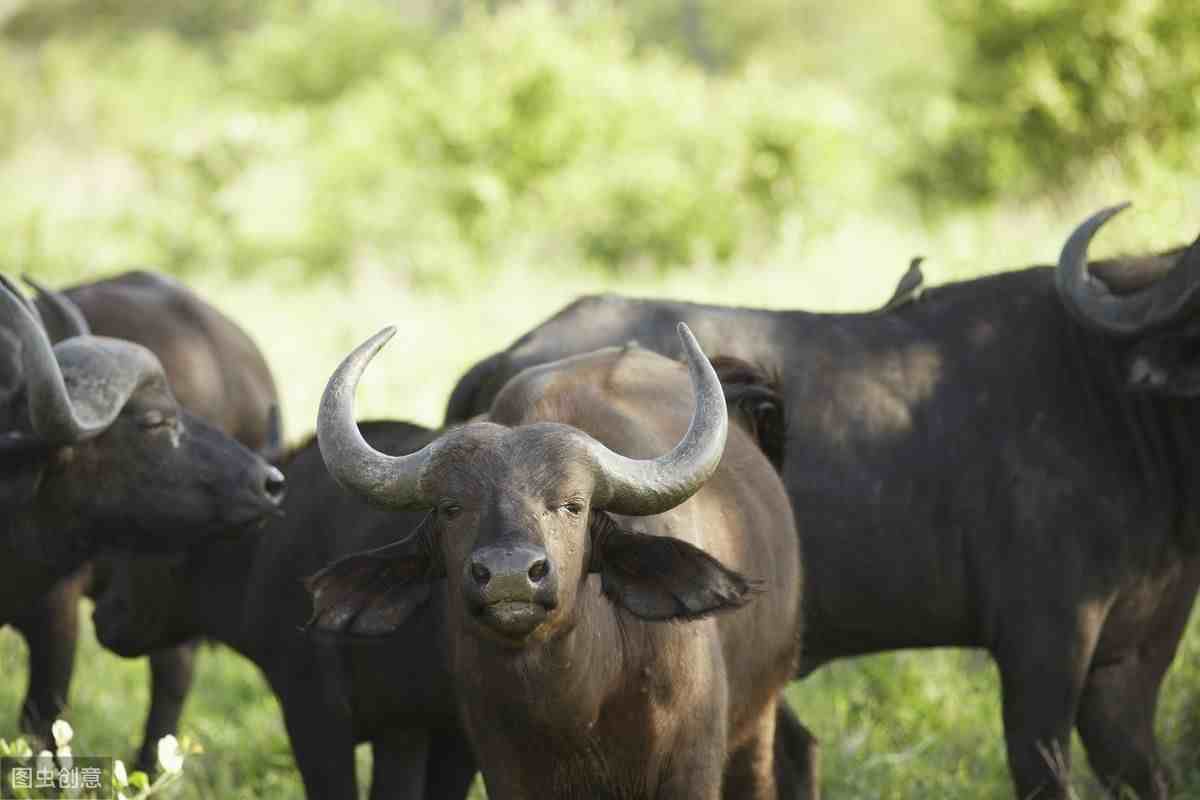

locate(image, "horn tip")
(1100, 201), (1132, 220)
(362, 325), (398, 354)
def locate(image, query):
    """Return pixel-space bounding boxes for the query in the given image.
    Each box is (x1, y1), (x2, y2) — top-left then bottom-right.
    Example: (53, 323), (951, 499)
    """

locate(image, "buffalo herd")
(1, 203), (1197, 799)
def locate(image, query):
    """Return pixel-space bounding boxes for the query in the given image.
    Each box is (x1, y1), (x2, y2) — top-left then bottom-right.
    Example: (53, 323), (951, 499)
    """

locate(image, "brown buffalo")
(310, 324), (803, 799)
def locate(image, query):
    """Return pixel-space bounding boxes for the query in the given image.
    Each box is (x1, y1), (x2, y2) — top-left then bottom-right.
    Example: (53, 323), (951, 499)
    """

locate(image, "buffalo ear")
(305, 520), (443, 637)
(1124, 331), (1200, 397)
(588, 511), (758, 621)
(711, 355), (787, 472)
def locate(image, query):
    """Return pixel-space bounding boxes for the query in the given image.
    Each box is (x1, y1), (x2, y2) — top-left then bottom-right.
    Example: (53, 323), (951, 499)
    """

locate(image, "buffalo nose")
(468, 544), (555, 603)
(527, 558), (550, 582)
(260, 464), (287, 505)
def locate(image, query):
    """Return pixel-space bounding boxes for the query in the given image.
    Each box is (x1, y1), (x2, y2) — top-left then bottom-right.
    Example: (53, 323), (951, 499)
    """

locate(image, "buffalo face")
(39, 375), (285, 552)
(1, 276), (285, 562)
(418, 426), (594, 644)
(307, 324), (756, 646)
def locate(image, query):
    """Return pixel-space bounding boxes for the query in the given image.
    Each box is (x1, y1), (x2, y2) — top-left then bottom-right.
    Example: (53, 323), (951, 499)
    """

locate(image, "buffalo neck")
(178, 535), (260, 656)
(1061, 305), (1200, 549)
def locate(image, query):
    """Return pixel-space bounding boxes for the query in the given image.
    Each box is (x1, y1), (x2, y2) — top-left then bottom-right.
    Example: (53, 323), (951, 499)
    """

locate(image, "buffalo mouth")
(476, 600), (550, 640)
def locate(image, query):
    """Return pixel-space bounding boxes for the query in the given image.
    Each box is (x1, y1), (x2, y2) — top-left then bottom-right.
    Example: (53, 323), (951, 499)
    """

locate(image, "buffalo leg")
(1075, 657), (1168, 799)
(368, 729), (428, 800)
(1075, 571), (1195, 800)
(424, 731), (477, 800)
(994, 608), (1102, 800)
(276, 678), (358, 800)
(723, 701), (778, 800)
(773, 703), (820, 800)
(134, 643), (198, 774)
(12, 575), (83, 742)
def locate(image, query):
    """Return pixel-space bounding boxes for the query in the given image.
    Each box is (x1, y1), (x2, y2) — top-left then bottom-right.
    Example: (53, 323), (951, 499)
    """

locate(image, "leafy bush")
(0, 1), (869, 283)
(902, 0), (1200, 210)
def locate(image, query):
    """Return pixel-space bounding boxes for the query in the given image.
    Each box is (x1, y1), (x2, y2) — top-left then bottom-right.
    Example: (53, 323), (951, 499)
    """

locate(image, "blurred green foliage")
(902, 0), (1200, 210)
(0, 0), (1197, 285)
(0, 0), (877, 284)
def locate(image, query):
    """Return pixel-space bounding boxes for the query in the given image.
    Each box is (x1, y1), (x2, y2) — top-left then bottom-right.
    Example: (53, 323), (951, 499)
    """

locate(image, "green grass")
(2, 200), (1200, 797)
(0, 608), (1195, 797)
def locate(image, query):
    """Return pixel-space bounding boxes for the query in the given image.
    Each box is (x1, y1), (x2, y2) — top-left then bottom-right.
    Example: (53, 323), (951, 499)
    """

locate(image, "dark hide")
(93, 423), (476, 800)
(312, 346), (802, 800)
(442, 247), (1200, 799)
(11, 269), (283, 770)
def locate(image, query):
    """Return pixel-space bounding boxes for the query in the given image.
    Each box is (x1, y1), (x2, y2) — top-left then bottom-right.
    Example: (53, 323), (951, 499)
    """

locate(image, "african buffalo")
(9, 271), (283, 770)
(5, 272), (281, 765)
(442, 205), (1198, 798)
(92, 421), (476, 800)
(309, 324), (803, 799)
(0, 273), (284, 616)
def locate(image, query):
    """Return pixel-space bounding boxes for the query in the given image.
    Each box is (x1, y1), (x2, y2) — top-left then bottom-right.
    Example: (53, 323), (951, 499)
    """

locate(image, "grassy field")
(2, 198), (1199, 798)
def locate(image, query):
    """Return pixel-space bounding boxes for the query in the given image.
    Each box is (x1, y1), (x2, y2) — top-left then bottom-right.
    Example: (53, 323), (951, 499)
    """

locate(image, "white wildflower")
(113, 759), (128, 787)
(50, 719), (73, 749)
(157, 735), (184, 774)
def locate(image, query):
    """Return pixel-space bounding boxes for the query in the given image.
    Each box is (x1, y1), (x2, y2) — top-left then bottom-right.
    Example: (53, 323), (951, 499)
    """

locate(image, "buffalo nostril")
(528, 558), (549, 583)
(262, 466), (286, 503)
(470, 562), (491, 586)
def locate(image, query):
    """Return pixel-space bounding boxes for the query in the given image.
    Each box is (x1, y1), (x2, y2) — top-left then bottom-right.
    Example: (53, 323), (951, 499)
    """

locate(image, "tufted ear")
(1124, 327), (1200, 397)
(587, 511), (758, 621)
(305, 516), (443, 637)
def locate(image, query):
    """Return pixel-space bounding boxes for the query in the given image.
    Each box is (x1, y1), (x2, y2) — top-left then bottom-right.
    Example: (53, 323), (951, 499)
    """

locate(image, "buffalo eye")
(559, 500), (584, 516)
(138, 410), (174, 431)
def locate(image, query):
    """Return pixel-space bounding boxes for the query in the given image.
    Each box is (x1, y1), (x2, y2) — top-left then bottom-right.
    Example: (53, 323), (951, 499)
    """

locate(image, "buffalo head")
(307, 324), (753, 646)
(0, 276), (285, 560)
(1057, 203), (1200, 395)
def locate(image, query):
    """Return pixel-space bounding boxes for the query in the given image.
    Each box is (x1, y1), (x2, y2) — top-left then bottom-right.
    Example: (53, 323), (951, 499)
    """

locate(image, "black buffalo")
(92, 421), (476, 800)
(6, 271), (283, 769)
(0, 272), (284, 615)
(310, 324), (803, 799)
(443, 205), (1199, 799)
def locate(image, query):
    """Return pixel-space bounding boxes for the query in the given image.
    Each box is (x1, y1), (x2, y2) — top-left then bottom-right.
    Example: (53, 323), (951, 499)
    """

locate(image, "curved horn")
(317, 326), (436, 509)
(0, 275), (114, 443)
(584, 322), (728, 516)
(23, 275), (91, 341)
(1056, 203), (1200, 337)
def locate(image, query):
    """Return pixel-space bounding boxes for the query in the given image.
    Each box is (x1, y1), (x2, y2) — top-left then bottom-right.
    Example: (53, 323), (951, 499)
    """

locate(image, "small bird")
(879, 256), (925, 312)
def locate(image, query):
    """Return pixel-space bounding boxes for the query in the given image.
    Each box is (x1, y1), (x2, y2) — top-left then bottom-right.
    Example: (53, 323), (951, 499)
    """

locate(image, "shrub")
(901, 0), (1200, 210)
